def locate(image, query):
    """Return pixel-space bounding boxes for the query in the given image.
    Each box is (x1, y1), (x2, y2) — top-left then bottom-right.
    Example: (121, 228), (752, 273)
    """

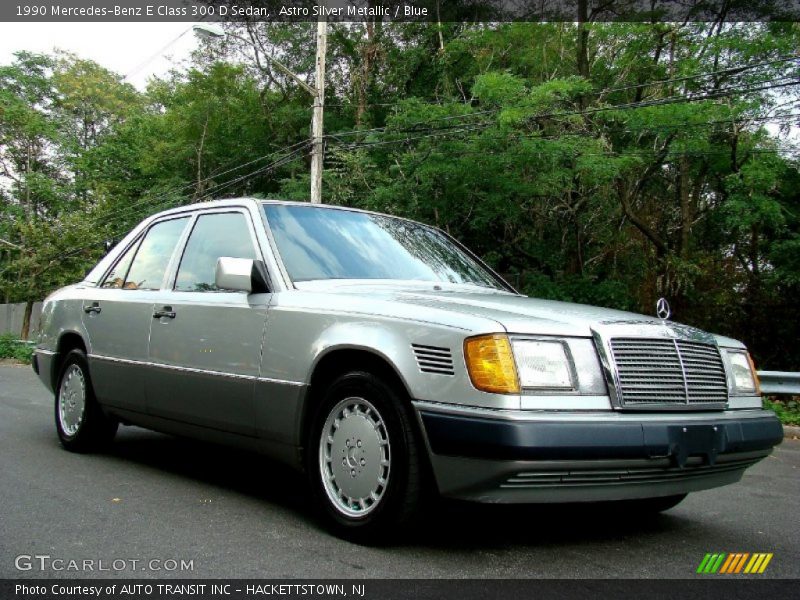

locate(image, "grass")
(763, 397), (800, 426)
(0, 333), (34, 363)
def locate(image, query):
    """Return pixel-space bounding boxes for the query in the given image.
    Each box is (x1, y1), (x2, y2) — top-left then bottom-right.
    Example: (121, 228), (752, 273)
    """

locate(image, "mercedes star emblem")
(656, 297), (671, 320)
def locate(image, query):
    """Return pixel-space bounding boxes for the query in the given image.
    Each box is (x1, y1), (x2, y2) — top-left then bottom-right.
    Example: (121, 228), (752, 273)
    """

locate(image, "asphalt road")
(1, 364), (798, 579)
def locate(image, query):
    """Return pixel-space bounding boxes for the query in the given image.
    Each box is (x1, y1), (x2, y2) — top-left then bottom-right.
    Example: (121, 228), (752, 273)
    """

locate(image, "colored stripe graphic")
(744, 553), (774, 574)
(719, 554), (736, 573)
(697, 554), (713, 573)
(700, 553), (726, 573)
(698, 553), (773, 574)
(745, 554), (761, 573)
(758, 554), (773, 573)
(720, 553), (738, 573)
(731, 552), (750, 573)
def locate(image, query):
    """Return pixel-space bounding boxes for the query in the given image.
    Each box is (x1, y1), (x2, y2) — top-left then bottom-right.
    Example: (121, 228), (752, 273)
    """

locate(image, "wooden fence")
(1, 302), (43, 338)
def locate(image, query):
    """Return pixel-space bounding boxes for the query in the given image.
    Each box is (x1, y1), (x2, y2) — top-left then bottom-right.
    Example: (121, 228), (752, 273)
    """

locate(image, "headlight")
(512, 339), (575, 390)
(725, 350), (760, 395)
(464, 334), (577, 394)
(464, 334), (520, 394)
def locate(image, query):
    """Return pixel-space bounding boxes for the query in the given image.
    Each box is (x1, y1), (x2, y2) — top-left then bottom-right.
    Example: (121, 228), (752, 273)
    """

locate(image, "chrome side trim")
(88, 353), (305, 387)
(35, 349), (57, 356)
(412, 399), (775, 423)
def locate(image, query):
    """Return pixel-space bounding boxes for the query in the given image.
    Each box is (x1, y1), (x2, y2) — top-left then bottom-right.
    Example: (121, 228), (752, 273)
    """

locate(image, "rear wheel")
(307, 371), (424, 543)
(55, 349), (117, 452)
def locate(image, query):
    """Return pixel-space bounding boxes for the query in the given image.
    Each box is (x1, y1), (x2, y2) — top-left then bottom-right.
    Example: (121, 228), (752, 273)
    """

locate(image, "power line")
(30, 144), (309, 270)
(335, 113), (800, 152)
(327, 109), (498, 138)
(0, 141), (309, 258)
(326, 78), (800, 151)
(80, 139), (309, 231)
(124, 28), (191, 80)
(92, 145), (307, 238)
(597, 54), (800, 95)
(326, 55), (799, 112)
(325, 54), (799, 137)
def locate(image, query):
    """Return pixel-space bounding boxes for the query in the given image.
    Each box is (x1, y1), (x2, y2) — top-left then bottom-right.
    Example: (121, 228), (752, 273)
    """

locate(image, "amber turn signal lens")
(747, 353), (761, 395)
(464, 334), (520, 394)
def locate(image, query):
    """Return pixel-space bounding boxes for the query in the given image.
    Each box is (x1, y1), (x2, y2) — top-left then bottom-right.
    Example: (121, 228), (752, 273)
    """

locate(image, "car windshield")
(263, 204), (505, 290)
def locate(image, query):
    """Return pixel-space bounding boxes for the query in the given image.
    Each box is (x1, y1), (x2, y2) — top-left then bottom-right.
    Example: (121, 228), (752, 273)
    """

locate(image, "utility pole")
(193, 20), (328, 204)
(310, 18), (328, 204)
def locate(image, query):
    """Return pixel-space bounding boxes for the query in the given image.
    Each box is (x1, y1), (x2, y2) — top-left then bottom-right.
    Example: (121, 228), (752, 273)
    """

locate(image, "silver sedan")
(33, 199), (783, 542)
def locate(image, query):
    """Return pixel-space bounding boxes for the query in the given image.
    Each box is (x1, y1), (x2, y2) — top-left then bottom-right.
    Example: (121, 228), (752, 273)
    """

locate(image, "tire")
(307, 370), (424, 543)
(55, 349), (118, 452)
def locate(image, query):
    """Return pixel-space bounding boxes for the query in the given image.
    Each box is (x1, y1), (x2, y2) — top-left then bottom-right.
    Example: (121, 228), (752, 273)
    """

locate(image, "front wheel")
(307, 371), (424, 543)
(55, 349), (118, 452)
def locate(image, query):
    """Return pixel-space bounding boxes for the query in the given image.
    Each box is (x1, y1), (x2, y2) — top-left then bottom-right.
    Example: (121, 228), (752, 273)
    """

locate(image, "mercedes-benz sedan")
(33, 199), (783, 541)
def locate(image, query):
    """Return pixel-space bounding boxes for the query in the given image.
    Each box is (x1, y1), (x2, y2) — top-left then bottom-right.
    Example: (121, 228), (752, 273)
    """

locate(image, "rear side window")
(101, 238), (141, 289)
(124, 217), (189, 290)
(174, 212), (258, 292)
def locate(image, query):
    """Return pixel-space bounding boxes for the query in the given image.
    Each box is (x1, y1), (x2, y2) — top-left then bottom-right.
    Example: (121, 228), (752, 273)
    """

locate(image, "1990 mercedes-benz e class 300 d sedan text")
(33, 199), (782, 540)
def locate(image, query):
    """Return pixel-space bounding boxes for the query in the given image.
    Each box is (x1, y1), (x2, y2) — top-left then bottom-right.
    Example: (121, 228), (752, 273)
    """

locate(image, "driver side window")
(174, 212), (258, 292)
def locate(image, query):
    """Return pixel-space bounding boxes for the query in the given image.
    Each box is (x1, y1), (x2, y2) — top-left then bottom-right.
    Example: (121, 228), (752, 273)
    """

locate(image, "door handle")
(83, 302), (101, 314)
(153, 307), (176, 319)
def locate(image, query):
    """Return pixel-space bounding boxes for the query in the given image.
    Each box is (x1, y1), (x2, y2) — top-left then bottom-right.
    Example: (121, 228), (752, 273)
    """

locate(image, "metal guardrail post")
(758, 371), (800, 395)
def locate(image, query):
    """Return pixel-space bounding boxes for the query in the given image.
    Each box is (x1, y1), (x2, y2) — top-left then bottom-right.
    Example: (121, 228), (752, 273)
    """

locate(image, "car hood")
(293, 280), (722, 341)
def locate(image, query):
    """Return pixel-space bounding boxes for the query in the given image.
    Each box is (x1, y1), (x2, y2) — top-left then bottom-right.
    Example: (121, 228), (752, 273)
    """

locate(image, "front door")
(146, 210), (269, 436)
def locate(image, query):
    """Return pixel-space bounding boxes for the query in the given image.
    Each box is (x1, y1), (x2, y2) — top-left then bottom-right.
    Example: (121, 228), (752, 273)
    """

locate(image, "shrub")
(0, 333), (34, 363)
(763, 397), (800, 426)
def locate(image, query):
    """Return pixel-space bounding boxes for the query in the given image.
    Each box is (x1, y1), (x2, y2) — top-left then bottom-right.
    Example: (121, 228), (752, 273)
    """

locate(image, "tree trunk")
(679, 156), (691, 259)
(20, 300), (33, 341)
(194, 115), (209, 200)
(356, 20), (376, 128)
(576, 0), (590, 79)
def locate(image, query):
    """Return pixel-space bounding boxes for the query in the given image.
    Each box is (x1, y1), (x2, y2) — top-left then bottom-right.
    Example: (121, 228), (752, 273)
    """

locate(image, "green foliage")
(1, 20), (799, 370)
(0, 334), (33, 363)
(763, 397), (800, 426)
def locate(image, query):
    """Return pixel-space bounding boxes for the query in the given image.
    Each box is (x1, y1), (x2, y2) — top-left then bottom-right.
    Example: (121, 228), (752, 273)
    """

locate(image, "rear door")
(145, 209), (270, 435)
(82, 216), (190, 413)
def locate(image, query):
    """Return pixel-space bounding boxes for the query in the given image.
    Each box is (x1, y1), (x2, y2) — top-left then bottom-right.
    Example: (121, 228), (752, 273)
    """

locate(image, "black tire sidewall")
(55, 349), (115, 451)
(307, 371), (419, 540)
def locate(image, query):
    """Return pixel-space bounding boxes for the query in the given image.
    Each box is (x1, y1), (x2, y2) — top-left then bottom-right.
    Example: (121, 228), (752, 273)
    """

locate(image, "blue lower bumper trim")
(419, 411), (783, 464)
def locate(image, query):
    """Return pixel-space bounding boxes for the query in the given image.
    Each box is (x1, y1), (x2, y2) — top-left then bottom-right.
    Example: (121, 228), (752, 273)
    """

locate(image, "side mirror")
(215, 257), (270, 293)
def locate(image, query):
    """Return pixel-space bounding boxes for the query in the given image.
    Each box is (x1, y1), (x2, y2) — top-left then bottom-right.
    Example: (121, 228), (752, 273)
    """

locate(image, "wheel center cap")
(346, 445), (359, 468)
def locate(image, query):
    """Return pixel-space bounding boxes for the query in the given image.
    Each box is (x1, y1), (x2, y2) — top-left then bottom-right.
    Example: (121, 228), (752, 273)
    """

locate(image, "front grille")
(500, 455), (760, 489)
(412, 344), (454, 375)
(610, 338), (728, 407)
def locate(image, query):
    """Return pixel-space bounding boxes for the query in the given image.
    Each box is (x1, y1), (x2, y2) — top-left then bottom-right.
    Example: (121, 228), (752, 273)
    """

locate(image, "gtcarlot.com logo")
(14, 554), (194, 572)
(697, 552), (773, 574)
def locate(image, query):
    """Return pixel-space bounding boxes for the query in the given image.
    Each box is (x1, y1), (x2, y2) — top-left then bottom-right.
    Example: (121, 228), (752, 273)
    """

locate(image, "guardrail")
(758, 371), (800, 396)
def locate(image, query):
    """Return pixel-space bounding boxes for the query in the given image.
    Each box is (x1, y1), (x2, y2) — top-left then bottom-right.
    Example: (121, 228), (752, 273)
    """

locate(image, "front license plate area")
(668, 424), (726, 467)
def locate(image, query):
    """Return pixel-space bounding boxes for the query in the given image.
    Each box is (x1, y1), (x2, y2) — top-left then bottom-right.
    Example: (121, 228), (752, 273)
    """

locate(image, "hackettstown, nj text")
(246, 585), (357, 596)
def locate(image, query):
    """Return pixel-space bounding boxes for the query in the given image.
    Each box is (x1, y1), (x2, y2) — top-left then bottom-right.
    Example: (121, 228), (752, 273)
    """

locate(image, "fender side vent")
(412, 344), (454, 375)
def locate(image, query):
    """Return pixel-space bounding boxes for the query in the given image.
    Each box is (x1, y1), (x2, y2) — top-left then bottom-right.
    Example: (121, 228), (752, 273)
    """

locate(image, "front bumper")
(414, 402), (783, 503)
